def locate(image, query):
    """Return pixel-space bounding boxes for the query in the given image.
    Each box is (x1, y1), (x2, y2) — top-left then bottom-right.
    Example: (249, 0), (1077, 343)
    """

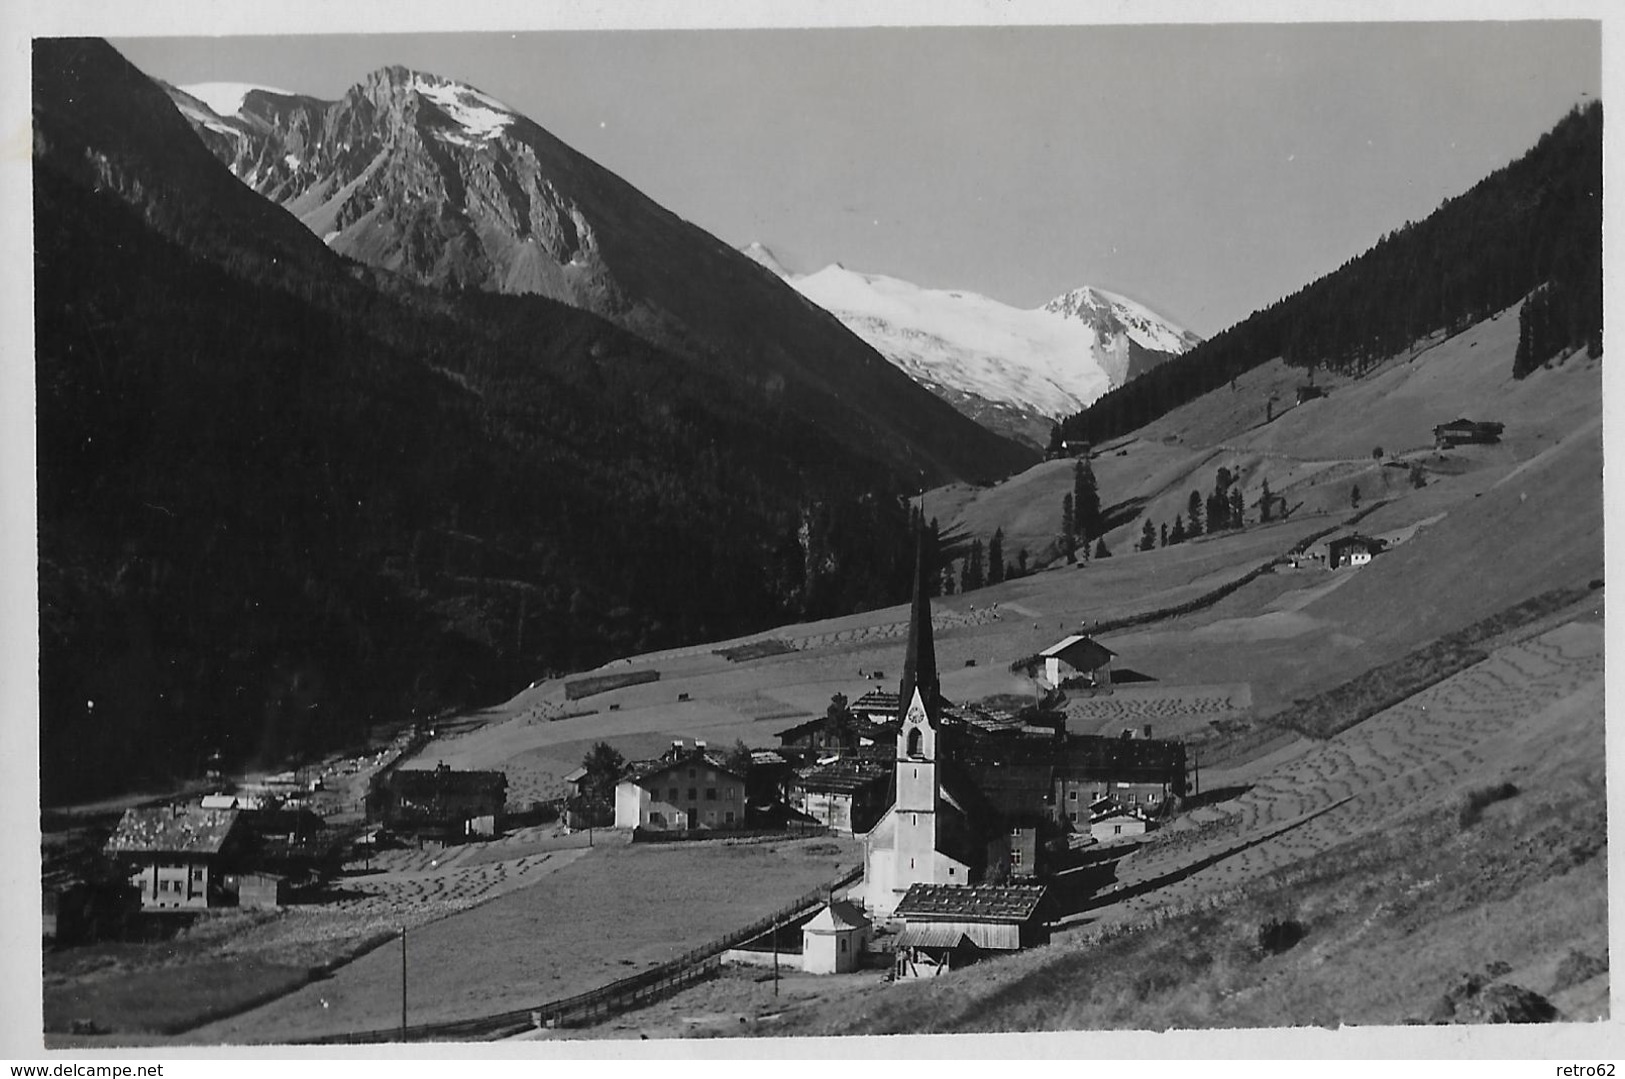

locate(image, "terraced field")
(1084, 619), (1604, 927)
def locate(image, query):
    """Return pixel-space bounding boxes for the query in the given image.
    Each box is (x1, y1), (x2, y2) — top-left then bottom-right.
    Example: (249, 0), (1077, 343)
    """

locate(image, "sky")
(105, 20), (1600, 338)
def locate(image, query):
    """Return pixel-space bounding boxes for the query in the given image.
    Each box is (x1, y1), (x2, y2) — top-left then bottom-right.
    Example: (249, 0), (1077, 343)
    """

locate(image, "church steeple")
(898, 526), (939, 721)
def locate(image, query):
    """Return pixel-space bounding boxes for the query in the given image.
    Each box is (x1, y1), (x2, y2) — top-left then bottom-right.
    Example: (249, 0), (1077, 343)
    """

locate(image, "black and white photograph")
(6, 0), (1613, 1059)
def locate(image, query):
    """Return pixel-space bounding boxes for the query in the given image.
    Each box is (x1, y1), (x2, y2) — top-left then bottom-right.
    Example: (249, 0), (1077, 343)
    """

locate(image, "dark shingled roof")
(388, 767), (507, 800)
(105, 807), (241, 856)
(792, 760), (890, 794)
(627, 751), (744, 786)
(894, 883), (1048, 923)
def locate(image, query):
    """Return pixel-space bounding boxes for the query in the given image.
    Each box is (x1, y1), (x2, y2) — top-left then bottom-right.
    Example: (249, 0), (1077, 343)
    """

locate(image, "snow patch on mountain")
(179, 81), (293, 119)
(409, 77), (515, 140)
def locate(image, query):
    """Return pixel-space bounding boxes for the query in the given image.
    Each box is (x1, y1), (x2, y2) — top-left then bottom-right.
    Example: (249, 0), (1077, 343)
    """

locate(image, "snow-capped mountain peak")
(746, 249), (1202, 447)
(741, 242), (790, 277)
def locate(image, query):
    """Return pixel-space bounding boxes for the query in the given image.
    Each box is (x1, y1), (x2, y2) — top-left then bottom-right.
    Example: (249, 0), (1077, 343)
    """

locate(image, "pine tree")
(1351, 484), (1362, 510)
(1260, 478), (1274, 523)
(1159, 522), (1169, 547)
(1170, 515), (1186, 544)
(1229, 487), (1245, 528)
(1074, 458), (1102, 539)
(1410, 462), (1427, 489)
(1187, 491), (1204, 536)
(963, 539), (985, 591)
(987, 529), (1005, 585)
(1139, 520), (1157, 551)
(1061, 493), (1077, 564)
(941, 567), (957, 595)
(1094, 536), (1111, 559)
(1046, 422), (1064, 458)
(1016, 548), (1030, 577)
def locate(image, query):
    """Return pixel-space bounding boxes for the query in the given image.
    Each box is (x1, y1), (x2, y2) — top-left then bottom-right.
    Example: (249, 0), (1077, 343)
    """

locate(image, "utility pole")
(772, 919), (780, 998)
(400, 925), (408, 1039)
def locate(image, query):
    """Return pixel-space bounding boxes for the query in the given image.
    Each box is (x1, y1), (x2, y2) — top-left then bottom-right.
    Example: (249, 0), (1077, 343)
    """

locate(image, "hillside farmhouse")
(1091, 804), (1155, 844)
(1038, 634), (1115, 690)
(613, 746), (746, 832)
(1328, 534), (1386, 569)
(1434, 418), (1504, 448)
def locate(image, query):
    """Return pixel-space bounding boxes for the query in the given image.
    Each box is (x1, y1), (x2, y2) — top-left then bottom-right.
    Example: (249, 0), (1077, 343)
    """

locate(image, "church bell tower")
(894, 527), (943, 891)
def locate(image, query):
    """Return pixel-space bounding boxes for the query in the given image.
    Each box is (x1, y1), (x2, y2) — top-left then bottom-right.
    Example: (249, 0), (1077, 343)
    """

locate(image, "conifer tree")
(1074, 458), (1102, 538)
(1094, 536), (1111, 559)
(1170, 515), (1186, 544)
(988, 529), (1005, 585)
(1139, 520), (1157, 551)
(1229, 487), (1245, 528)
(962, 538), (985, 591)
(1260, 478), (1274, 523)
(1160, 522), (1169, 547)
(1016, 548), (1030, 577)
(942, 567), (956, 595)
(1351, 484), (1362, 509)
(1188, 490), (1204, 535)
(1061, 493), (1077, 563)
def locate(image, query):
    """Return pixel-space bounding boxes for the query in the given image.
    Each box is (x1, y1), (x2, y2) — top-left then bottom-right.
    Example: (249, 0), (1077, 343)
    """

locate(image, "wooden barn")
(789, 760), (892, 835)
(892, 883), (1049, 979)
(374, 764), (507, 839)
(1038, 635), (1115, 691)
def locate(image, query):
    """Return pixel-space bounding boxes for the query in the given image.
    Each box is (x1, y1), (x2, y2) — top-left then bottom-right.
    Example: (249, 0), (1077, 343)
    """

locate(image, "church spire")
(898, 525), (939, 720)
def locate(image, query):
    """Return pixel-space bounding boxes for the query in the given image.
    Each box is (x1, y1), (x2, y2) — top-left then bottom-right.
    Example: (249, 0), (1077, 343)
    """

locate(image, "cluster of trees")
(1136, 468), (1257, 551)
(939, 527), (1034, 595)
(1058, 458), (1104, 564)
(1057, 102), (1602, 445)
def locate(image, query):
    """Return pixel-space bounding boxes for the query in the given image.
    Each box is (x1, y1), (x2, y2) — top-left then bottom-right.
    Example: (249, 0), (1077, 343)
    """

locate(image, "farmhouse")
(1038, 634), (1115, 690)
(789, 759), (892, 835)
(373, 764), (507, 839)
(613, 746), (747, 831)
(1434, 418), (1505, 448)
(104, 806), (247, 910)
(1327, 534), (1386, 569)
(891, 883), (1049, 979)
(850, 688), (901, 723)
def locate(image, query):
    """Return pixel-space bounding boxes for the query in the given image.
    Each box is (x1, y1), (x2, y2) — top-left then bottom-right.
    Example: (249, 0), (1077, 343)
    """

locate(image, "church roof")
(898, 528), (940, 720)
(895, 883), (1049, 924)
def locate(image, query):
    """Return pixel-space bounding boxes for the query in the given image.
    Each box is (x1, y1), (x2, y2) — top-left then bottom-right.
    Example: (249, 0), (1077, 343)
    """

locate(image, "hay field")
(184, 835), (858, 1043)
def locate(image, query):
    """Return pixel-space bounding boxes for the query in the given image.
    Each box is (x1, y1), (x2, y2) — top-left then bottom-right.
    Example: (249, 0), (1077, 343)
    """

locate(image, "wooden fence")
(295, 863), (863, 1044)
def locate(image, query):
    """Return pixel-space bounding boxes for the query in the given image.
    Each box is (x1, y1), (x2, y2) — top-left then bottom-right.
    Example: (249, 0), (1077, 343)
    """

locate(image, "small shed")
(892, 924), (978, 980)
(234, 871), (287, 910)
(802, 899), (872, 974)
(1038, 635), (1115, 690)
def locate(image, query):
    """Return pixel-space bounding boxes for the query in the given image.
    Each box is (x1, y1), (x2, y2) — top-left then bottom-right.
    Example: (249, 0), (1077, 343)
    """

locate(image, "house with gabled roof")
(104, 806), (247, 910)
(613, 745), (746, 832)
(1038, 634), (1115, 690)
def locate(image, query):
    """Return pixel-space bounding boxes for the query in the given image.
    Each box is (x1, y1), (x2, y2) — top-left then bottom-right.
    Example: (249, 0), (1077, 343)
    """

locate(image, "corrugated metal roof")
(105, 807), (241, 856)
(895, 925), (974, 950)
(895, 883), (1048, 923)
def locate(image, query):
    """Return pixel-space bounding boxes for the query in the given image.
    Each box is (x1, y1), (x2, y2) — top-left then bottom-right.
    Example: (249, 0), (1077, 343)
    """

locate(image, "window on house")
(1068, 810), (1077, 822)
(668, 787), (678, 802)
(840, 938), (848, 953)
(1114, 825), (1123, 835)
(650, 812), (665, 827)
(726, 788), (737, 800)
(948, 867), (955, 877)
(687, 788), (697, 801)
(1068, 790), (1077, 801)
(1012, 849), (1023, 867)
(191, 867), (205, 881)
(706, 788), (717, 801)
(725, 811), (735, 824)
